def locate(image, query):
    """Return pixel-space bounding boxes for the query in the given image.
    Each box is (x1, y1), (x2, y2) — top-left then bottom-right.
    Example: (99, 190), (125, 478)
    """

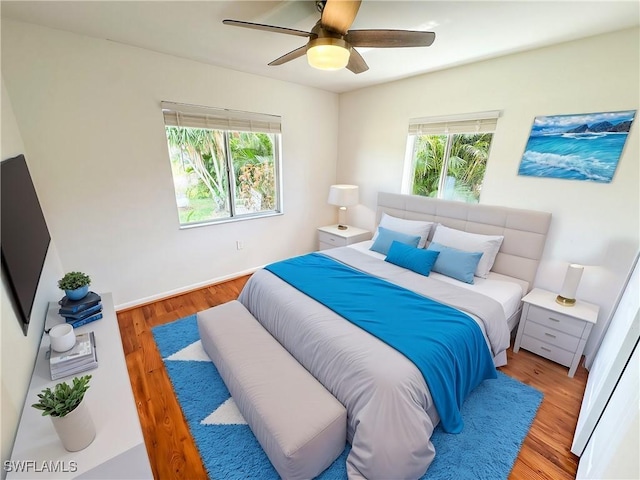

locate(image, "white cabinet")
(514, 288), (599, 377)
(317, 225), (371, 250)
(7, 294), (152, 479)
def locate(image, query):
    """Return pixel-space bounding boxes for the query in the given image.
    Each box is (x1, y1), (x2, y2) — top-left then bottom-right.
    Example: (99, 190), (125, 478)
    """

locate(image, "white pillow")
(372, 213), (433, 248)
(431, 224), (504, 278)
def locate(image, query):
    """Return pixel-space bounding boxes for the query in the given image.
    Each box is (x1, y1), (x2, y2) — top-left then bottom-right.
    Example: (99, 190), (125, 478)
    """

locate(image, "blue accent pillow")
(427, 242), (483, 284)
(385, 241), (440, 276)
(370, 226), (421, 255)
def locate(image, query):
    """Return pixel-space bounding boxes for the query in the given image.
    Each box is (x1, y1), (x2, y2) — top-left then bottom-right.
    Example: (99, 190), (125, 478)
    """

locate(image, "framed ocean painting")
(518, 110), (636, 183)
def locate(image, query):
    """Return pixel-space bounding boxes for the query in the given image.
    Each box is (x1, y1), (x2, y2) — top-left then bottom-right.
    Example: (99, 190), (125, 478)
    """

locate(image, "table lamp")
(328, 185), (359, 230)
(556, 263), (584, 306)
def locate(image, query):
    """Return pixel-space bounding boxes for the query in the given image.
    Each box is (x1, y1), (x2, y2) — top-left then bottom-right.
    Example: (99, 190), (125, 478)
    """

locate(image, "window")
(403, 111), (500, 204)
(161, 101), (282, 227)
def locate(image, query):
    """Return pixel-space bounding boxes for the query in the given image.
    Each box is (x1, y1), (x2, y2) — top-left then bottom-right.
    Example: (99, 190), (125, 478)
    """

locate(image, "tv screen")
(1, 154), (51, 335)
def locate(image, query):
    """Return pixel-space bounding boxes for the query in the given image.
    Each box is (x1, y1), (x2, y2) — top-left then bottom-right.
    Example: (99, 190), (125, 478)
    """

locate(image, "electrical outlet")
(236, 241), (243, 250)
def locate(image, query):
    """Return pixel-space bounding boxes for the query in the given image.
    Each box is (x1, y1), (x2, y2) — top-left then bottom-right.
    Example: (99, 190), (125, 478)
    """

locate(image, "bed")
(238, 192), (551, 479)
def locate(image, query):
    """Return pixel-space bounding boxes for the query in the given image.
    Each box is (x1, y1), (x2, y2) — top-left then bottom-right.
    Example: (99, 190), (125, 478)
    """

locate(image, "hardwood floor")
(117, 277), (587, 480)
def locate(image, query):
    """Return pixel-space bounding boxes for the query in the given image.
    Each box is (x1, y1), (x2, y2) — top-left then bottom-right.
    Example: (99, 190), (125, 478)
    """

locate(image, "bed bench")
(197, 300), (347, 480)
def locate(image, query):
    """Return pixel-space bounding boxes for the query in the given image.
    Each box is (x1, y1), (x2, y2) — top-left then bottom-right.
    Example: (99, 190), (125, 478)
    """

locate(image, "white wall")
(1, 19), (340, 309)
(1, 78), (64, 476)
(338, 27), (639, 363)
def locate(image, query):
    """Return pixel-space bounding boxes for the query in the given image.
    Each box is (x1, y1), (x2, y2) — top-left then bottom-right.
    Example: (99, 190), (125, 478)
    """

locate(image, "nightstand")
(317, 224), (371, 250)
(514, 288), (599, 377)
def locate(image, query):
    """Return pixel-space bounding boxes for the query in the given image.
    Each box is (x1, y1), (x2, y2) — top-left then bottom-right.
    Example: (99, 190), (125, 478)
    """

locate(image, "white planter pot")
(50, 400), (96, 452)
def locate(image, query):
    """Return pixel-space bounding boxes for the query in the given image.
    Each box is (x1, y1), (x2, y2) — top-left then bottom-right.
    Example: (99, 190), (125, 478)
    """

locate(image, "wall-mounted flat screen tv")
(1, 154), (51, 335)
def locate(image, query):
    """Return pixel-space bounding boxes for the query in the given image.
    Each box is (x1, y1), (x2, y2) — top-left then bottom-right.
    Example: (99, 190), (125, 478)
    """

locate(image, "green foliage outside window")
(412, 133), (492, 203)
(229, 132), (276, 211)
(166, 127), (277, 224)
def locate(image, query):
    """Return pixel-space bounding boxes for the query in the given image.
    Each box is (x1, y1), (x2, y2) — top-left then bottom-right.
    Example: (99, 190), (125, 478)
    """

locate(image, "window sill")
(178, 211), (283, 230)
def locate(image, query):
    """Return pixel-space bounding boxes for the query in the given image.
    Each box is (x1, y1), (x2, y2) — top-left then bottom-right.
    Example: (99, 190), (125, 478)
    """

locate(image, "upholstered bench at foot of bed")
(197, 300), (347, 480)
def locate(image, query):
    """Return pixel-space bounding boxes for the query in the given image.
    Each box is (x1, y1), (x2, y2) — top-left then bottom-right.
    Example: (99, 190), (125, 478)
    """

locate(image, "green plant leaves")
(31, 375), (92, 417)
(58, 271), (91, 290)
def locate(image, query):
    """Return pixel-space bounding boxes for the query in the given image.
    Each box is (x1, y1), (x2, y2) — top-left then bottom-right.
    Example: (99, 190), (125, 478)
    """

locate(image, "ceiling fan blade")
(268, 45), (308, 66)
(321, 0), (362, 34)
(222, 19), (311, 38)
(346, 30), (436, 48)
(346, 47), (369, 74)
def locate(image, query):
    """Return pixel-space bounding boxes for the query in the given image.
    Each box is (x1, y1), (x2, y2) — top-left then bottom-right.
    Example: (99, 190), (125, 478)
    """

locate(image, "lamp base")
(556, 295), (576, 307)
(337, 224), (347, 230)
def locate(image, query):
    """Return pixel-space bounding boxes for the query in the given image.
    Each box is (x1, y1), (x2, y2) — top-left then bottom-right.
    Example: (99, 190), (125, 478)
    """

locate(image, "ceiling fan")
(223, 0), (436, 74)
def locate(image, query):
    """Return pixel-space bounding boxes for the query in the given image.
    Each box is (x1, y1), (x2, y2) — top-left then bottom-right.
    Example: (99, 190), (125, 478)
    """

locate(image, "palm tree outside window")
(161, 102), (282, 227)
(404, 111), (500, 204)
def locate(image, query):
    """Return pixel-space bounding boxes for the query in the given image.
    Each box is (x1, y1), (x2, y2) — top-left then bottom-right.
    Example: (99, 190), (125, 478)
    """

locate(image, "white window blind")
(408, 110), (501, 135)
(161, 101), (281, 134)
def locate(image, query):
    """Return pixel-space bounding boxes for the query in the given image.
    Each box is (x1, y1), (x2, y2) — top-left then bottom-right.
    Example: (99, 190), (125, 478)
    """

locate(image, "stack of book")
(58, 292), (103, 328)
(49, 331), (98, 380)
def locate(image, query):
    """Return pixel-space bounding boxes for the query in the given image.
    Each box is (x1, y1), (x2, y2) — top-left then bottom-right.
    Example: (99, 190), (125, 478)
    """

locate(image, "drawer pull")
(540, 346), (552, 352)
(548, 317), (561, 323)
(544, 333), (557, 339)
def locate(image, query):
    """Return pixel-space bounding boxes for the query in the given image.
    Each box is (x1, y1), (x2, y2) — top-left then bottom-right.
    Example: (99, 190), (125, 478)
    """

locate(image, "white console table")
(7, 293), (152, 479)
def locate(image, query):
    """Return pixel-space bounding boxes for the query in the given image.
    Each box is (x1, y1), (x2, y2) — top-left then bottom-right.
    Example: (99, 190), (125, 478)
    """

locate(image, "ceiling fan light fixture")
(306, 38), (350, 71)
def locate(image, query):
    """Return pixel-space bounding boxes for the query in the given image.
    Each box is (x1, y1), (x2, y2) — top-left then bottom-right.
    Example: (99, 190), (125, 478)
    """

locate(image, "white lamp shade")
(559, 264), (584, 300)
(328, 185), (359, 207)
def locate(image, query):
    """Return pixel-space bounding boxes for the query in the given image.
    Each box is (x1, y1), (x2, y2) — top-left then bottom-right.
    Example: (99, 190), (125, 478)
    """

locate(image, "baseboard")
(114, 266), (262, 312)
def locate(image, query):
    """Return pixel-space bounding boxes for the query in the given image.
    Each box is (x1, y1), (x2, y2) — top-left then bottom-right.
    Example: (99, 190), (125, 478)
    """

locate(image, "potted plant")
(58, 271), (91, 301)
(31, 375), (96, 451)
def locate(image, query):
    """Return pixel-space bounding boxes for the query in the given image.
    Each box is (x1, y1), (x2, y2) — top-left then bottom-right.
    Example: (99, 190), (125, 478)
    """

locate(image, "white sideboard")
(7, 293), (152, 479)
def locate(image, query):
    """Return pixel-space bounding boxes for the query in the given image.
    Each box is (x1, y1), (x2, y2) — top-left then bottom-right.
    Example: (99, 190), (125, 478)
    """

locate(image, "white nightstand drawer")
(318, 231), (346, 247)
(523, 320), (580, 351)
(526, 305), (587, 337)
(317, 225), (372, 251)
(514, 288), (599, 378)
(520, 335), (574, 367)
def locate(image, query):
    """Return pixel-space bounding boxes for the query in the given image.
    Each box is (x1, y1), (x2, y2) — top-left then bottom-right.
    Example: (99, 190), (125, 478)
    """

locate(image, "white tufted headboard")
(376, 192), (552, 292)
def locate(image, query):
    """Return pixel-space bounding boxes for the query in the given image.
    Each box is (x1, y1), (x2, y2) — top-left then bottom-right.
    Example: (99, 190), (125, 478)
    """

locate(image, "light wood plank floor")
(117, 277), (588, 480)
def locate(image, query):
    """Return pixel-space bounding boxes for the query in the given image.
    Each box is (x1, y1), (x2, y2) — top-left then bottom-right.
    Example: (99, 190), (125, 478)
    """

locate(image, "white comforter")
(238, 247), (510, 479)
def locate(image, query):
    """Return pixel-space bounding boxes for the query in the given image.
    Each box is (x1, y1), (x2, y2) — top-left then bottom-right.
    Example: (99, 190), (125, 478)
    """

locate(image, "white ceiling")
(2, 1), (638, 93)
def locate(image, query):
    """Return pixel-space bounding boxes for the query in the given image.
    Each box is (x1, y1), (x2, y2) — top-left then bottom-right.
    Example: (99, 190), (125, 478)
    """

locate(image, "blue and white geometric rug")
(152, 314), (543, 479)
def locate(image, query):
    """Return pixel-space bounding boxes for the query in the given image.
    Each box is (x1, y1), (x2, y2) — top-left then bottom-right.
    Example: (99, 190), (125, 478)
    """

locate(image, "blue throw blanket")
(265, 253), (496, 433)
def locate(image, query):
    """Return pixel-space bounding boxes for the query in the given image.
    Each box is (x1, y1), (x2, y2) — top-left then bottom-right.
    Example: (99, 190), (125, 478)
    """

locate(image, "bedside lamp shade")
(328, 185), (359, 230)
(556, 264), (584, 306)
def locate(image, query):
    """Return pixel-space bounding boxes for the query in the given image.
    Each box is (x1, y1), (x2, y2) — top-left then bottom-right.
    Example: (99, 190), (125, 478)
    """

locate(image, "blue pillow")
(370, 226), (421, 255)
(385, 241), (440, 276)
(427, 242), (483, 284)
